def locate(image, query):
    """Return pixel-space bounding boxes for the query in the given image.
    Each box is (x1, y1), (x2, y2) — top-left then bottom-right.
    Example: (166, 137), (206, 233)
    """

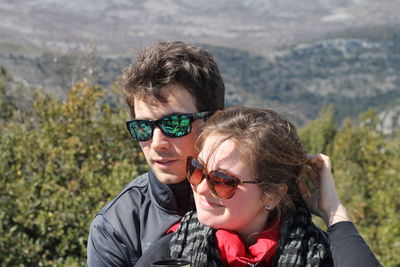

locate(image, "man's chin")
(152, 169), (186, 184)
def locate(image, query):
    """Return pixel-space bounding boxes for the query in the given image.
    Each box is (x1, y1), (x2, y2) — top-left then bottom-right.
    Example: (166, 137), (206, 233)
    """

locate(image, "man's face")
(134, 85), (200, 184)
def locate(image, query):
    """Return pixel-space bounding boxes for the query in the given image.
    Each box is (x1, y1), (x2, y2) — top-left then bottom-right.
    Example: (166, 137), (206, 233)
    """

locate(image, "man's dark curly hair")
(122, 41), (225, 117)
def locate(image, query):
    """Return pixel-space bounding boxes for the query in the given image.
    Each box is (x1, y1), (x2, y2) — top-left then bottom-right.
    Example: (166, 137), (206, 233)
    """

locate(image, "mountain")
(1, 1), (399, 130)
(1, 24), (399, 129)
(208, 24), (400, 124)
(1, 0), (399, 54)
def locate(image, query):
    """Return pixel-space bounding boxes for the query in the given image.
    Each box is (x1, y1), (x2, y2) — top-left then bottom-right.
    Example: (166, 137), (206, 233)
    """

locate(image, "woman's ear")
(262, 185), (288, 210)
(278, 184), (288, 196)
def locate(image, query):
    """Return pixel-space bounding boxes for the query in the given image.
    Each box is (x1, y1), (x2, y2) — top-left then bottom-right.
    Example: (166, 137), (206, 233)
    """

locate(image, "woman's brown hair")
(196, 106), (307, 215)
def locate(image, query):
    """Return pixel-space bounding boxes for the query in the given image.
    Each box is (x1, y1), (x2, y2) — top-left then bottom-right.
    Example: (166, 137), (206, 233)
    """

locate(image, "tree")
(0, 80), (147, 266)
(0, 67), (16, 122)
(331, 109), (400, 266)
(299, 105), (337, 156)
(300, 107), (400, 265)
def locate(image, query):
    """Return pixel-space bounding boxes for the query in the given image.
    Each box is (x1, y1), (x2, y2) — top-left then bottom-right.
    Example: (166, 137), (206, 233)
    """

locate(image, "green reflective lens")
(129, 121), (153, 141)
(161, 115), (191, 137)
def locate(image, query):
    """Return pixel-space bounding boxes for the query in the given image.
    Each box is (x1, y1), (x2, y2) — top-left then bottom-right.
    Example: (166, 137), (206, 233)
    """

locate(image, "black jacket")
(328, 221), (381, 267)
(86, 170), (195, 267)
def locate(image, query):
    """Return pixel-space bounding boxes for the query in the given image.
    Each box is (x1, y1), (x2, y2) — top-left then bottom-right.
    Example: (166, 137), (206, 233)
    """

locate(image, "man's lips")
(153, 159), (179, 167)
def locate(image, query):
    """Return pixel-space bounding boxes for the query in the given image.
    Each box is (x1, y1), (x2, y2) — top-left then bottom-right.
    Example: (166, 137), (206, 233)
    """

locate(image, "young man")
(86, 41), (225, 266)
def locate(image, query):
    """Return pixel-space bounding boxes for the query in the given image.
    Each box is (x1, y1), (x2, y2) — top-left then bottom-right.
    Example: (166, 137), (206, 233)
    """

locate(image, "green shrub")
(0, 79), (147, 266)
(299, 107), (400, 266)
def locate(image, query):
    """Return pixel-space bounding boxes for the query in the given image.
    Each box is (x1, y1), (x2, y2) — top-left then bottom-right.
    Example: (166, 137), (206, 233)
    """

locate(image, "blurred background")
(1, 0), (399, 266)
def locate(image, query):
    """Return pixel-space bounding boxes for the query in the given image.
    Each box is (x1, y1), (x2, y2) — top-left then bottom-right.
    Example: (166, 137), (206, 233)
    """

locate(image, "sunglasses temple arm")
(194, 111), (213, 120)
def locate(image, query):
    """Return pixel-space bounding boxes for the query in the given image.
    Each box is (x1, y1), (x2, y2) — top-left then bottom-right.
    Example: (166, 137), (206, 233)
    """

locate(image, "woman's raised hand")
(298, 153), (351, 227)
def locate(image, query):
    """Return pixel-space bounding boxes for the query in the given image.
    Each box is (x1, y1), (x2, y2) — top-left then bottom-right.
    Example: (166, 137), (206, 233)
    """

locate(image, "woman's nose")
(195, 176), (212, 195)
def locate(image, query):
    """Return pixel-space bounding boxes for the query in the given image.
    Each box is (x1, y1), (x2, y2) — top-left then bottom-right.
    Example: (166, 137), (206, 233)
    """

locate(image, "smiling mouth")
(198, 196), (224, 209)
(154, 159), (178, 166)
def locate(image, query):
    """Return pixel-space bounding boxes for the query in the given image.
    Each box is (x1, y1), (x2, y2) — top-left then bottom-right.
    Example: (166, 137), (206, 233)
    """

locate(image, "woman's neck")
(240, 209), (279, 247)
(238, 212), (270, 246)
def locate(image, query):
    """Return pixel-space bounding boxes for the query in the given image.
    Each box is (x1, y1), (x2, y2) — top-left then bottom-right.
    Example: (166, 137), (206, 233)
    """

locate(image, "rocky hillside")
(1, 24), (399, 130)
(208, 24), (400, 124)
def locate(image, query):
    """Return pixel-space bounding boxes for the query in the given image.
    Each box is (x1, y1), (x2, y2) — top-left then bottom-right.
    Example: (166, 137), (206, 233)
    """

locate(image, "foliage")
(0, 76), (147, 266)
(298, 105), (337, 156)
(299, 107), (400, 266)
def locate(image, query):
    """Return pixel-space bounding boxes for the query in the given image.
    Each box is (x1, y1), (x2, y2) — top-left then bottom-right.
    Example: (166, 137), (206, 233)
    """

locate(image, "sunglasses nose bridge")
(206, 177), (223, 199)
(150, 123), (170, 148)
(155, 120), (171, 138)
(201, 172), (225, 199)
(152, 119), (174, 138)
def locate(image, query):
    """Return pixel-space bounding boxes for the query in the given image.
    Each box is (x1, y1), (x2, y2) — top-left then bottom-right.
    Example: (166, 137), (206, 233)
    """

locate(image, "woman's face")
(193, 133), (269, 238)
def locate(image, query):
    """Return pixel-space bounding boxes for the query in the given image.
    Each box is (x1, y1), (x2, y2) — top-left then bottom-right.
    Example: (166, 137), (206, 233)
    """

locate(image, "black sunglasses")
(126, 111), (213, 142)
(186, 156), (258, 199)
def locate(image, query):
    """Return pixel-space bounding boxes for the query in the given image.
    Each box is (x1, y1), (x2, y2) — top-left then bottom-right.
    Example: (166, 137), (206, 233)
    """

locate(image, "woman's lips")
(198, 196), (224, 209)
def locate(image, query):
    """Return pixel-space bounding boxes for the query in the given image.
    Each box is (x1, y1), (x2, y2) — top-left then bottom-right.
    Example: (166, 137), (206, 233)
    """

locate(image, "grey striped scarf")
(170, 206), (333, 267)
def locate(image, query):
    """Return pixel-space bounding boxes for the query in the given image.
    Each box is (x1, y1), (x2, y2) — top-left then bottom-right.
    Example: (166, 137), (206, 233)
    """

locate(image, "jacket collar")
(148, 169), (194, 213)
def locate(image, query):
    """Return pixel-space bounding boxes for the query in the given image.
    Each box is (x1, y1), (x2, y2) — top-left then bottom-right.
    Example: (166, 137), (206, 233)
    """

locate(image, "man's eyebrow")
(159, 112), (188, 119)
(136, 112), (189, 121)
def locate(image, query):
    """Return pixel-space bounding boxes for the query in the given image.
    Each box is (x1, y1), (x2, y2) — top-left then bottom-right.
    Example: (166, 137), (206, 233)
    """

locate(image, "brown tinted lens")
(208, 171), (238, 199)
(187, 157), (204, 186)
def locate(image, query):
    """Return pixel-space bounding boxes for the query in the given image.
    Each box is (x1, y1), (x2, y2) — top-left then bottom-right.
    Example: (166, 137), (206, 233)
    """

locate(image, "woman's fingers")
(303, 153), (347, 226)
(297, 178), (311, 200)
(298, 177), (323, 217)
(305, 165), (320, 188)
(307, 153), (324, 164)
(306, 154), (325, 174)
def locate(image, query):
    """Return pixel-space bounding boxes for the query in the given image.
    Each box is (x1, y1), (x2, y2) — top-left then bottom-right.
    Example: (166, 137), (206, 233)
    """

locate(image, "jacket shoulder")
(98, 172), (150, 215)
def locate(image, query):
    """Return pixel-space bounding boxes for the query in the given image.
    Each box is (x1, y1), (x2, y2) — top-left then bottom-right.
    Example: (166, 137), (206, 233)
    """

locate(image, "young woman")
(137, 106), (380, 266)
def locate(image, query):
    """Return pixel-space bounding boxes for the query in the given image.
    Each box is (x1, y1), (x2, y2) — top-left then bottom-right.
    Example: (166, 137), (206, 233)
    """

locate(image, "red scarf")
(166, 218), (280, 266)
(215, 218), (280, 267)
